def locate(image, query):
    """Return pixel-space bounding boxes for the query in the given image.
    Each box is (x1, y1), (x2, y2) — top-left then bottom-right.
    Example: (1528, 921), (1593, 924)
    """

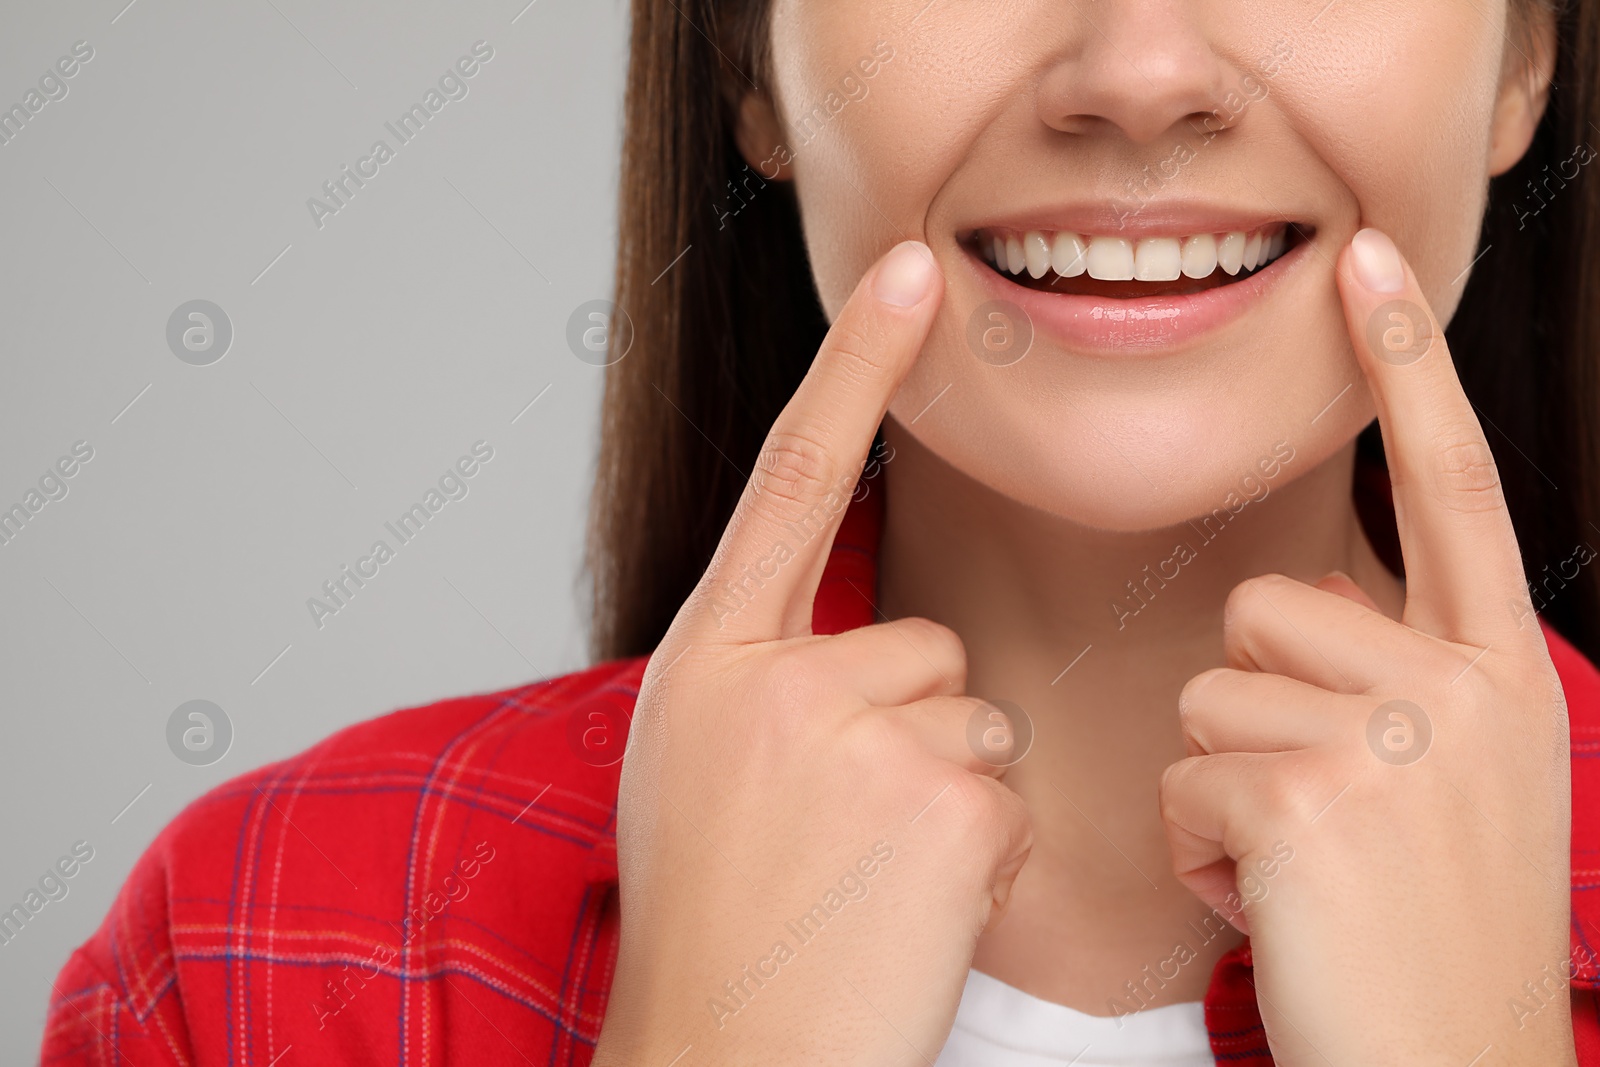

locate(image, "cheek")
(1282, 5), (1502, 313)
(772, 1), (1030, 316)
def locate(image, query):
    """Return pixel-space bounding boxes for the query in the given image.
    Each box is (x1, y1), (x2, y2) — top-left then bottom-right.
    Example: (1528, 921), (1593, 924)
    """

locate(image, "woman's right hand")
(592, 241), (1033, 1067)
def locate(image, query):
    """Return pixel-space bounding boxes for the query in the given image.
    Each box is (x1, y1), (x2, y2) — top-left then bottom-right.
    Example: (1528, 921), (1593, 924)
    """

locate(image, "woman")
(42, 0), (1600, 1063)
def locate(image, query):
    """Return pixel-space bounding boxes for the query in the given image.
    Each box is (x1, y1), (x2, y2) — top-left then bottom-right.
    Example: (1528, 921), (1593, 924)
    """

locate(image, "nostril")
(1185, 108), (1232, 138)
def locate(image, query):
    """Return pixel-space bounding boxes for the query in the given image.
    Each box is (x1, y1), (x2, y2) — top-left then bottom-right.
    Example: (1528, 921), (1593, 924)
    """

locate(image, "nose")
(1035, 1), (1230, 145)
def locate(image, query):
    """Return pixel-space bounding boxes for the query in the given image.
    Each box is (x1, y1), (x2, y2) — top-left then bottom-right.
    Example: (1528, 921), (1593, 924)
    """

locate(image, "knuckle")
(820, 320), (888, 388)
(899, 617), (969, 679)
(1177, 669), (1226, 746)
(840, 712), (907, 774)
(1221, 587), (1265, 665)
(753, 647), (831, 719)
(1432, 434), (1504, 513)
(922, 776), (1023, 900)
(1156, 763), (1188, 826)
(753, 430), (838, 512)
(1006, 793), (1034, 843)
(1221, 575), (1292, 667)
(942, 774), (1005, 838)
(1179, 667), (1227, 710)
(1222, 578), (1263, 631)
(981, 782), (1033, 854)
(1258, 757), (1322, 822)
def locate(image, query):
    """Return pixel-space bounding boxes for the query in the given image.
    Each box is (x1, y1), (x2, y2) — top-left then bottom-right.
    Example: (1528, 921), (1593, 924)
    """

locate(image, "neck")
(874, 418), (1404, 1012)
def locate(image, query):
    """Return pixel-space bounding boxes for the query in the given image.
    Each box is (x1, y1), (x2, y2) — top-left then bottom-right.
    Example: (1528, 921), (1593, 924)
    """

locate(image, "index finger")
(1334, 226), (1531, 645)
(687, 240), (943, 644)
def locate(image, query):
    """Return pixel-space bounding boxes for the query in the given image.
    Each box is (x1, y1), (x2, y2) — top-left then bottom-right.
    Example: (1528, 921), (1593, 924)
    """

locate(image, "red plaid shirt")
(42, 475), (1600, 1065)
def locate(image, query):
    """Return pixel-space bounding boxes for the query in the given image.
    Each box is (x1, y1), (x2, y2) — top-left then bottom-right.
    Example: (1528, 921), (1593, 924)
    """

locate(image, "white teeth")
(1217, 231), (1246, 275)
(1242, 230), (1263, 271)
(1180, 234), (1218, 279)
(981, 224), (1289, 281)
(1023, 231), (1051, 279)
(1050, 231), (1087, 277)
(1005, 234), (1026, 274)
(1133, 236), (1182, 282)
(1085, 236), (1134, 280)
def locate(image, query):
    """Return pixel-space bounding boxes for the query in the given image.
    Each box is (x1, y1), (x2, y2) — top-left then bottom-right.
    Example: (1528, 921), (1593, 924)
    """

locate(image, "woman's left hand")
(1159, 227), (1576, 1066)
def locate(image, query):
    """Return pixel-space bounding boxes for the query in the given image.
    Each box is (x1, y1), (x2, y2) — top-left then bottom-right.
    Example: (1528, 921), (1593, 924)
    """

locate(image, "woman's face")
(738, 0), (1552, 531)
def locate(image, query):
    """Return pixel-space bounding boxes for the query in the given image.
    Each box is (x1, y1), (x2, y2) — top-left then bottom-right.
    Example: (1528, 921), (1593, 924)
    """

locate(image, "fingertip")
(872, 240), (941, 307)
(1313, 569), (1355, 592)
(1180, 666), (1224, 711)
(1314, 570), (1383, 612)
(1349, 227), (1406, 294)
(1334, 227), (1440, 377)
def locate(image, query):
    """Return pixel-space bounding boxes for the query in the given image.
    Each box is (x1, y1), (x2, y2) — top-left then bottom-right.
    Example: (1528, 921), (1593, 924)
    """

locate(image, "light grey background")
(0, 1), (626, 1057)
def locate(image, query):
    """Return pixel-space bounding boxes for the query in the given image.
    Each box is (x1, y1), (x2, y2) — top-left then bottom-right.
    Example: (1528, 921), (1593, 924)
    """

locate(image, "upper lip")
(957, 199), (1309, 240)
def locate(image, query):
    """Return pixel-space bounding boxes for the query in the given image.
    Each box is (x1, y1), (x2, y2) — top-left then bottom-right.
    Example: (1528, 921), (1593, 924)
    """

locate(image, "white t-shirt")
(934, 969), (1214, 1066)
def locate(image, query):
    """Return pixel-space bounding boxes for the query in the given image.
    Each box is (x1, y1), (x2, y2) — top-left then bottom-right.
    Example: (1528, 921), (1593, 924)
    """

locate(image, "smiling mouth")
(966, 223), (1313, 299)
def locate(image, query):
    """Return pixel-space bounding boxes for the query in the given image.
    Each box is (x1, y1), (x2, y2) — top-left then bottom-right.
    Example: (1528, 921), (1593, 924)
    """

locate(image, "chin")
(888, 349), (1376, 535)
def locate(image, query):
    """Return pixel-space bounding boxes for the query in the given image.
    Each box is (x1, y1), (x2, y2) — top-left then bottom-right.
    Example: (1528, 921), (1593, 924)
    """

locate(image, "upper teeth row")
(980, 225), (1290, 282)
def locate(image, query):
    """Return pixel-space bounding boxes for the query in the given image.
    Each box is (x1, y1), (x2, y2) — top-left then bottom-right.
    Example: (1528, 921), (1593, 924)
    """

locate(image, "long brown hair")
(587, 0), (1600, 664)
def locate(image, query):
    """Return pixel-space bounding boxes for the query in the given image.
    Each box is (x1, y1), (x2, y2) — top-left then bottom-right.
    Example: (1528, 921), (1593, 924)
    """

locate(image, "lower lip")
(964, 238), (1307, 354)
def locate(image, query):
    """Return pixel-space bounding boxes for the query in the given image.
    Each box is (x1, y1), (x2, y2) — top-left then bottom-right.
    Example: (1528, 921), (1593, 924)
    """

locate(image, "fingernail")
(1350, 228), (1405, 293)
(873, 241), (937, 307)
